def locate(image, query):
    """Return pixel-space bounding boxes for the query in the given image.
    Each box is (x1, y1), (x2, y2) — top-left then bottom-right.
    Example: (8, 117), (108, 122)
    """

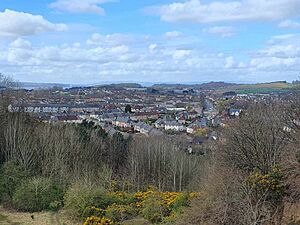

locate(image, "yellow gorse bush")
(83, 189), (199, 224)
(247, 166), (285, 199)
(83, 216), (113, 225)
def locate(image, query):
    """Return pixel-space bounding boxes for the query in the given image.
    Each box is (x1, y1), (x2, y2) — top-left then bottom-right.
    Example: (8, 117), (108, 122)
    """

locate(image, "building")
(8, 104), (70, 114)
(164, 121), (186, 132)
(229, 109), (242, 117)
(113, 117), (132, 128)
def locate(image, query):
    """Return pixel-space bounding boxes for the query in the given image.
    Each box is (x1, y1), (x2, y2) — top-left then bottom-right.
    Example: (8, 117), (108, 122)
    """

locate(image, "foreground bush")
(12, 177), (64, 212)
(80, 188), (195, 224)
(64, 183), (109, 219)
(0, 161), (31, 202)
(105, 203), (137, 222)
(83, 216), (113, 225)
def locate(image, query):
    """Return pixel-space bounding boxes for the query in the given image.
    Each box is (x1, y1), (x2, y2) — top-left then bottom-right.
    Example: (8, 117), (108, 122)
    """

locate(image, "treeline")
(175, 101), (300, 225)
(0, 111), (204, 216)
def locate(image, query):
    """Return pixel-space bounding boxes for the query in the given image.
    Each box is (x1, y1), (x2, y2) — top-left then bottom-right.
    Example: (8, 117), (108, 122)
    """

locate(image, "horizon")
(1, 0), (300, 83)
(17, 80), (292, 90)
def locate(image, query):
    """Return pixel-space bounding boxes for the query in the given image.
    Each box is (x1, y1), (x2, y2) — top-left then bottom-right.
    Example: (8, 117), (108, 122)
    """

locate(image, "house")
(164, 121), (186, 132)
(154, 118), (166, 128)
(70, 104), (100, 113)
(51, 115), (82, 123)
(229, 109), (242, 117)
(134, 122), (162, 136)
(131, 112), (159, 121)
(113, 117), (132, 128)
(186, 118), (208, 134)
(188, 110), (199, 119)
(131, 105), (144, 112)
(8, 104), (70, 114)
(177, 116), (186, 124)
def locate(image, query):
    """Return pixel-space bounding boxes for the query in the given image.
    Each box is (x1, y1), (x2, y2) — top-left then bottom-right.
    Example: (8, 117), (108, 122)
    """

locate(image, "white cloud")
(204, 26), (235, 38)
(171, 49), (191, 60)
(225, 56), (235, 68)
(250, 57), (299, 70)
(148, 43), (157, 53)
(49, 0), (116, 15)
(1, 35), (248, 83)
(86, 33), (133, 46)
(148, 0), (300, 24)
(260, 44), (300, 57)
(10, 38), (32, 49)
(164, 31), (182, 39)
(0, 9), (67, 38)
(278, 20), (300, 29)
(3, 31), (300, 83)
(250, 35), (300, 71)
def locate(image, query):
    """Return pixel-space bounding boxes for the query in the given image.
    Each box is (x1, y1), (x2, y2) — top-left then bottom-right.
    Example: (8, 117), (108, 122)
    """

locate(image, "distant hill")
(151, 82), (237, 89)
(96, 83), (143, 89)
(19, 82), (71, 89)
(150, 81), (295, 94)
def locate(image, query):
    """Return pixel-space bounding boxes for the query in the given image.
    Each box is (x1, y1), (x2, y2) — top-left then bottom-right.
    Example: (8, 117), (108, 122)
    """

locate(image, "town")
(6, 82), (288, 154)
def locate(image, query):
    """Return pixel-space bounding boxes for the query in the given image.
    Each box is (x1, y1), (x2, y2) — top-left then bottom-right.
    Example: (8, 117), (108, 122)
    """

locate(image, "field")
(0, 207), (76, 225)
(218, 82), (295, 94)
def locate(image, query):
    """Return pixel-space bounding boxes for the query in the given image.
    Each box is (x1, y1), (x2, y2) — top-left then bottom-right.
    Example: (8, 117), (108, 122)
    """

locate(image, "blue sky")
(0, 0), (300, 84)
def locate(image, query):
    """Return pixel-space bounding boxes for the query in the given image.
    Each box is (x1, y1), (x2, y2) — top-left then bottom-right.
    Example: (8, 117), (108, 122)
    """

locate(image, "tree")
(224, 103), (289, 174)
(223, 102), (290, 225)
(0, 73), (19, 112)
(125, 104), (132, 113)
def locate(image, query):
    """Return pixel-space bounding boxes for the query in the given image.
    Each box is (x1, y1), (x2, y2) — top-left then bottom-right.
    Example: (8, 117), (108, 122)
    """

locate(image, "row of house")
(8, 104), (103, 114)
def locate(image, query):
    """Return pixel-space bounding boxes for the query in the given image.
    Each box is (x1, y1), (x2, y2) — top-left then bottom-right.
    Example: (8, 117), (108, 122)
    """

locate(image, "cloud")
(278, 20), (300, 29)
(225, 56), (235, 68)
(0, 9), (67, 38)
(49, 0), (116, 15)
(148, 43), (158, 53)
(86, 33), (133, 46)
(147, 0), (300, 24)
(1, 34), (248, 83)
(204, 26), (235, 38)
(164, 31), (182, 39)
(10, 38), (32, 49)
(250, 35), (300, 71)
(2, 31), (299, 83)
(259, 44), (300, 58)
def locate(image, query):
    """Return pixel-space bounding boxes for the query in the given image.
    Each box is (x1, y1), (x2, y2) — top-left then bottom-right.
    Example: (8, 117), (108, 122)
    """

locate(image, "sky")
(1, 0), (300, 84)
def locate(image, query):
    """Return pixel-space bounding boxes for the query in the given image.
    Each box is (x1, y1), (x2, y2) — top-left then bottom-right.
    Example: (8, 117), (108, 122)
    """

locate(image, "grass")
(215, 81), (296, 94)
(0, 207), (77, 225)
(122, 217), (150, 225)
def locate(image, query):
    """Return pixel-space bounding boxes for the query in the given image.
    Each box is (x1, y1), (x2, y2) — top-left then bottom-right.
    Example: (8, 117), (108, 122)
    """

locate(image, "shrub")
(64, 183), (108, 219)
(0, 161), (31, 201)
(82, 206), (105, 219)
(141, 194), (169, 223)
(105, 203), (137, 222)
(107, 191), (135, 205)
(170, 193), (189, 212)
(49, 200), (63, 212)
(83, 216), (113, 225)
(12, 177), (64, 212)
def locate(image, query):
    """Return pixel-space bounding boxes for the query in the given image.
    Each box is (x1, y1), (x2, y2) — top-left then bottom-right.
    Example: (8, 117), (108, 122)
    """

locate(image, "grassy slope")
(0, 207), (77, 225)
(218, 82), (294, 94)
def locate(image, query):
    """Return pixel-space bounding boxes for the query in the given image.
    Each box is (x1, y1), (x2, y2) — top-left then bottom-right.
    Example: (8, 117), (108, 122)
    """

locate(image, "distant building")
(51, 115), (82, 123)
(164, 121), (185, 132)
(134, 122), (163, 136)
(8, 104), (70, 114)
(229, 109), (242, 117)
(112, 117), (132, 128)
